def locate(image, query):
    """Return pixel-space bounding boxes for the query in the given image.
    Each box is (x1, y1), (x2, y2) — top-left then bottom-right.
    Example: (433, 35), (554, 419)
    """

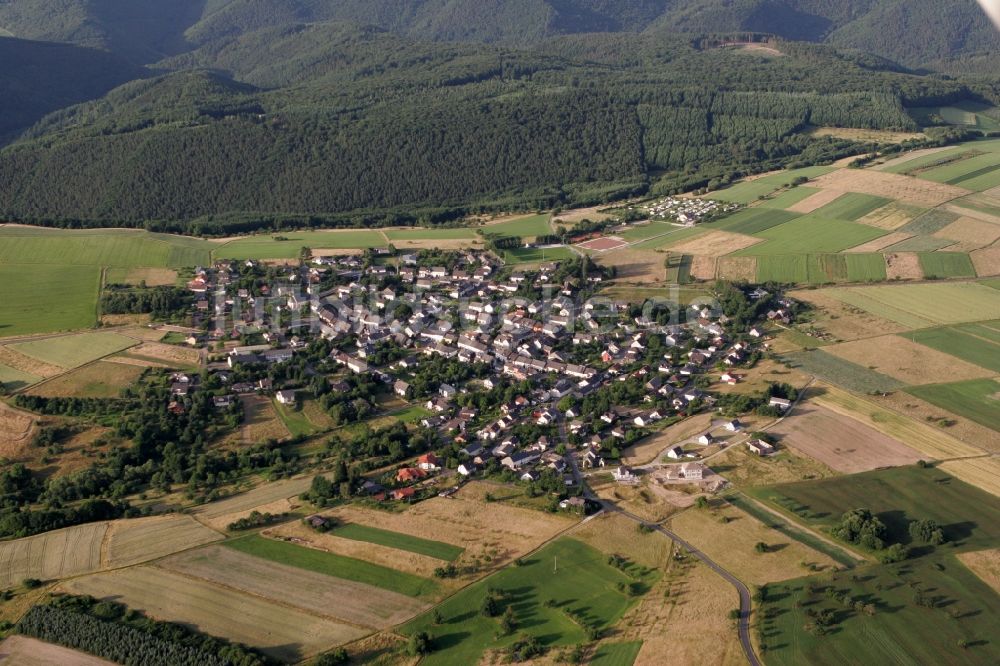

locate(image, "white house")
(275, 390), (296, 405)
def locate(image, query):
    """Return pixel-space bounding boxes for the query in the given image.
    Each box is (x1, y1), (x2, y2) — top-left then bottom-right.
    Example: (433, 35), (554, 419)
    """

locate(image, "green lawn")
(590, 641), (643, 666)
(224, 534), (438, 598)
(760, 556), (1000, 665)
(711, 208), (799, 235)
(907, 379), (1000, 432)
(401, 538), (645, 665)
(214, 231), (387, 259)
(0, 264), (101, 337)
(812, 193), (891, 221)
(918, 252), (977, 278)
(909, 324), (1000, 373)
(0, 364), (42, 391)
(826, 283), (1000, 328)
(733, 215), (887, 255)
(749, 465), (1000, 553)
(333, 524), (463, 561)
(272, 399), (319, 437)
(9, 331), (137, 368)
(483, 214), (552, 238)
(391, 404), (433, 423)
(781, 350), (904, 393)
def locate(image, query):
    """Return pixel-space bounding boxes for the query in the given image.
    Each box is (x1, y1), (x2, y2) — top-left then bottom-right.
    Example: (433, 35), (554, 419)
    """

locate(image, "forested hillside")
(0, 26), (984, 231)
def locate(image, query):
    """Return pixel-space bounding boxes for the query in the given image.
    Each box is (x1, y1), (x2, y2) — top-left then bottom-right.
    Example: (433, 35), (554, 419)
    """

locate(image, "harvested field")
(669, 504), (839, 585)
(710, 443), (837, 487)
(884, 252), (923, 280)
(552, 206), (615, 225)
(390, 238), (482, 251)
(118, 342), (199, 367)
(844, 231), (911, 253)
(688, 255), (716, 280)
(856, 202), (926, 230)
(824, 335), (995, 385)
(667, 230), (761, 256)
(193, 475), (315, 521)
(61, 567), (366, 662)
(0, 635), (115, 666)
(620, 557), (743, 666)
(0, 522), (106, 588)
(160, 545), (429, 628)
(715, 256), (757, 281)
(939, 458), (1000, 498)
(826, 282), (1000, 328)
(933, 216), (1000, 251)
(324, 491), (574, 571)
(785, 189), (844, 214)
(570, 513), (669, 569)
(102, 355), (168, 369)
(957, 549), (1000, 595)
(812, 384), (984, 458)
(766, 402), (923, 473)
(809, 169), (970, 207)
(594, 248), (666, 282)
(234, 394), (290, 445)
(10, 332), (137, 369)
(0, 346), (63, 378)
(105, 515), (223, 568)
(105, 267), (178, 287)
(0, 402), (37, 458)
(621, 414), (712, 465)
(0, 363), (41, 392)
(972, 246), (1000, 276)
(265, 521), (444, 579)
(28, 361), (143, 398)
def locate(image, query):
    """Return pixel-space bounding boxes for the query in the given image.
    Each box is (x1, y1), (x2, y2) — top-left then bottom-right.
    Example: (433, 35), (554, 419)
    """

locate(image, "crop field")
(226, 534), (438, 598)
(709, 166), (834, 204)
(809, 169), (970, 207)
(918, 251), (977, 278)
(0, 264), (100, 338)
(0, 636), (116, 666)
(193, 476), (314, 522)
(845, 231), (911, 253)
(766, 402), (923, 473)
(383, 228), (478, 241)
(667, 230), (760, 256)
(856, 201), (927, 229)
(711, 208), (798, 235)
(813, 193), (892, 220)
(332, 523), (463, 561)
(401, 538), (641, 665)
(61, 566), (365, 662)
(214, 230), (387, 259)
(919, 151), (1000, 190)
(972, 247), (1000, 277)
(825, 335), (995, 385)
(907, 379), (1000, 432)
(940, 458), (1000, 499)
(9, 331), (137, 369)
(781, 350), (904, 393)
(28, 361), (143, 398)
(733, 215), (887, 256)
(0, 228), (212, 268)
(933, 217), (1000, 251)
(590, 641), (643, 666)
(629, 226), (707, 250)
(899, 208), (960, 235)
(825, 282), (1000, 328)
(881, 235), (955, 252)
(879, 146), (970, 174)
(0, 522), (106, 588)
(669, 502), (839, 585)
(760, 556), (1000, 666)
(483, 214), (552, 238)
(105, 515), (224, 568)
(0, 364), (42, 391)
(751, 465), (1000, 552)
(161, 545), (428, 628)
(910, 322), (1000, 373)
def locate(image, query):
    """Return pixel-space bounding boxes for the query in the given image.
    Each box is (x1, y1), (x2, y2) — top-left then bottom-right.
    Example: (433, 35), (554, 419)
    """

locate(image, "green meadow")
(0, 264), (101, 337)
(812, 193), (891, 221)
(910, 323), (1000, 373)
(483, 214), (552, 238)
(733, 215), (887, 256)
(709, 166), (835, 204)
(9, 331), (137, 368)
(907, 379), (1000, 432)
(333, 524), (464, 561)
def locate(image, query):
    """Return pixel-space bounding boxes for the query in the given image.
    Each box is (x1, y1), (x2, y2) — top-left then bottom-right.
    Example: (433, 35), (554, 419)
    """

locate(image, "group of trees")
(101, 285), (192, 318)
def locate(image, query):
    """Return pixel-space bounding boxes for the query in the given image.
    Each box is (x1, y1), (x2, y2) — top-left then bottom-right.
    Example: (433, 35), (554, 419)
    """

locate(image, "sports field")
(732, 215), (887, 256)
(332, 523), (463, 561)
(760, 556), (1000, 666)
(826, 283), (1000, 328)
(0, 264), (100, 337)
(225, 534), (438, 598)
(501, 246), (575, 264)
(907, 379), (1000, 432)
(483, 214), (552, 238)
(910, 321), (1000, 373)
(401, 538), (643, 665)
(10, 331), (137, 369)
(214, 230), (387, 259)
(751, 465), (1000, 552)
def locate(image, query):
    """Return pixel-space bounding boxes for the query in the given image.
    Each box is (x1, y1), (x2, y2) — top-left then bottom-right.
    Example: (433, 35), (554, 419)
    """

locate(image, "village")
(178, 248), (795, 508)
